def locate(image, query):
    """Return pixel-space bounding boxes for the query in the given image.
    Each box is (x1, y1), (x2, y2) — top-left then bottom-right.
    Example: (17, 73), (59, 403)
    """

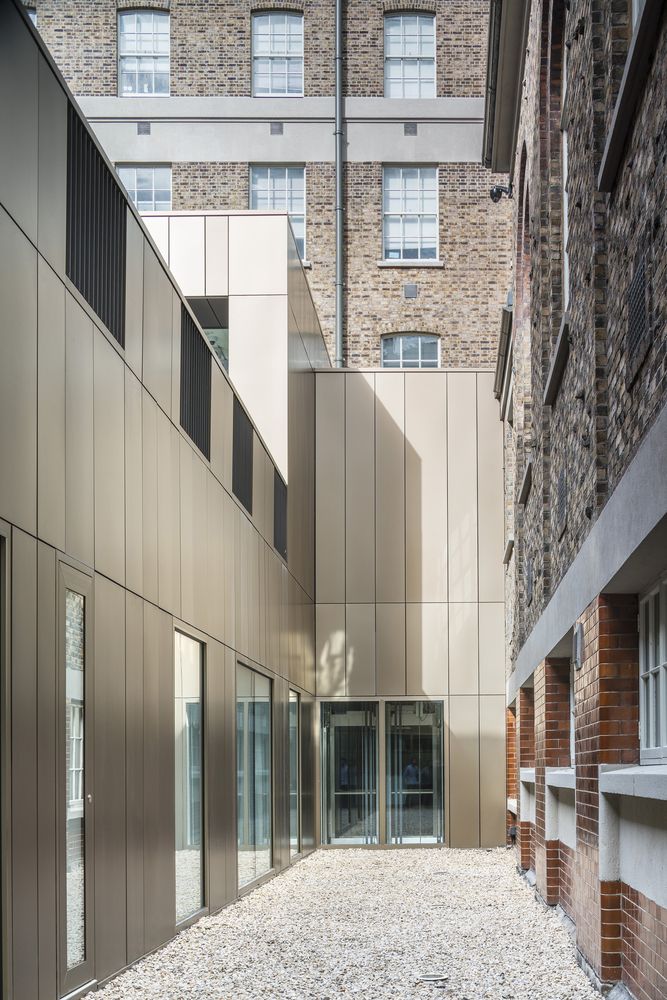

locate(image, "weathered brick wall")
(534, 657), (570, 906)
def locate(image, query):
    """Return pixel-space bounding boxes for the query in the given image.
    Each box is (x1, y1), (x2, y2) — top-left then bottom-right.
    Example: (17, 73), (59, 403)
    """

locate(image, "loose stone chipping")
(97, 849), (598, 999)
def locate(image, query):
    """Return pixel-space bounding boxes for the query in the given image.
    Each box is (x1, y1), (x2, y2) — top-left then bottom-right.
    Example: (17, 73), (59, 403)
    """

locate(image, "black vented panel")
(525, 557), (533, 606)
(274, 469), (287, 560)
(66, 104), (126, 346)
(180, 305), (212, 459)
(627, 251), (648, 364)
(233, 396), (253, 514)
(557, 467), (567, 535)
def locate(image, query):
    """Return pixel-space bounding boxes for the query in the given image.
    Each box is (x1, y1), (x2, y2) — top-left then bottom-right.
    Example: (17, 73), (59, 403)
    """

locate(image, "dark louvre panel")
(66, 103), (126, 346)
(525, 557), (533, 606)
(274, 469), (287, 560)
(233, 396), (253, 514)
(180, 305), (212, 460)
(557, 467), (567, 536)
(627, 251), (648, 363)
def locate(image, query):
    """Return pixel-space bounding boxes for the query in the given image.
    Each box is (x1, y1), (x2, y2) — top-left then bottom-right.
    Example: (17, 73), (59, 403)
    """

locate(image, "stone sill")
(518, 460), (532, 506)
(545, 767), (575, 790)
(520, 767), (535, 785)
(543, 312), (570, 406)
(599, 764), (667, 801)
(503, 536), (514, 565)
(507, 797), (518, 815)
(376, 260), (444, 268)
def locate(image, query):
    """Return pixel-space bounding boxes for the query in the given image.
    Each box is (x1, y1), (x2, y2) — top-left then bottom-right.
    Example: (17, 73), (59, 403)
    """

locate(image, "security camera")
(490, 183), (513, 202)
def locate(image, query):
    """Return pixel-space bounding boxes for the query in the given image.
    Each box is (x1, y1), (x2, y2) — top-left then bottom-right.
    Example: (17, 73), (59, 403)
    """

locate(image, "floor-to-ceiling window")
(175, 632), (204, 924)
(386, 701), (444, 844)
(289, 690), (300, 857)
(237, 665), (272, 887)
(321, 703), (378, 844)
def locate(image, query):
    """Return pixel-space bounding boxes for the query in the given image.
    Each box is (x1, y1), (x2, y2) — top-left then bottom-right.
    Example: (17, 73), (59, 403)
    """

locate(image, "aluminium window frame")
(249, 163), (306, 260)
(383, 12), (437, 99)
(115, 163), (173, 213)
(639, 578), (667, 763)
(117, 8), (171, 98)
(382, 164), (440, 263)
(251, 10), (305, 98)
(380, 332), (441, 369)
(0, 522), (10, 1000)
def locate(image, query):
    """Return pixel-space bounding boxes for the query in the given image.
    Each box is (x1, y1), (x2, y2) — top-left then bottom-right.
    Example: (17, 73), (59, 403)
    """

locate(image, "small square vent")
(270, 121), (284, 135)
(137, 121), (151, 136)
(404, 122), (418, 136)
(404, 283), (418, 299)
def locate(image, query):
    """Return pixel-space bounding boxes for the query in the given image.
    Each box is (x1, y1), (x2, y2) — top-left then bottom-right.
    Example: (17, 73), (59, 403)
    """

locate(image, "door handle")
(87, 793), (93, 804)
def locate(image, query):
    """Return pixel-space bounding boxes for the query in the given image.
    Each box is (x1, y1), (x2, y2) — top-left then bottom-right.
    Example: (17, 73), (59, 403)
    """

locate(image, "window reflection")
(321, 703), (378, 844)
(237, 665), (272, 887)
(65, 590), (86, 970)
(175, 632), (203, 923)
(386, 701), (444, 844)
(289, 691), (300, 856)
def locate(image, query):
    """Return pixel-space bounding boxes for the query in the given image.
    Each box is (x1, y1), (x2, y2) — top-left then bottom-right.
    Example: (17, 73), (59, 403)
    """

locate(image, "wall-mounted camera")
(490, 183), (513, 203)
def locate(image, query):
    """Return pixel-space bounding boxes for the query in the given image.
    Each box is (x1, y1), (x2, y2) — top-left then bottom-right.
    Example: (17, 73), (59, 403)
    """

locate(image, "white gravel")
(97, 848), (598, 1000)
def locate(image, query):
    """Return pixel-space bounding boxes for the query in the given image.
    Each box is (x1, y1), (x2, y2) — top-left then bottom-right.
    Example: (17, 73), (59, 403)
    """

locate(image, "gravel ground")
(97, 848), (598, 1000)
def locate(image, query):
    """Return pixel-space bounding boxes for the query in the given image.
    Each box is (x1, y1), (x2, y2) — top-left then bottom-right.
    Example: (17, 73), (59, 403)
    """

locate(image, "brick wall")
(516, 686), (535, 872)
(506, 706), (517, 843)
(534, 657), (570, 906)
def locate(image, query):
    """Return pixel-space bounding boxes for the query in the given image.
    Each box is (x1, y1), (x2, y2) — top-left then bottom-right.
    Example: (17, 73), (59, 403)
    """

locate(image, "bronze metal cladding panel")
(125, 369), (144, 596)
(141, 390), (159, 604)
(304, 600), (315, 695)
(448, 695), (480, 848)
(479, 603), (505, 695)
(94, 332), (126, 586)
(11, 529), (38, 1000)
(447, 373), (478, 604)
(157, 415), (181, 618)
(223, 492), (236, 649)
(36, 542), (57, 1000)
(375, 373), (405, 604)
(476, 373), (504, 604)
(345, 373), (375, 604)
(345, 603), (376, 697)
(315, 604), (345, 697)
(207, 640), (227, 912)
(37, 258), (66, 551)
(405, 372), (447, 603)
(94, 575), (127, 981)
(376, 603), (406, 697)
(479, 695), (506, 847)
(0, 209), (37, 535)
(125, 591), (145, 964)
(206, 474), (225, 643)
(0, 1), (38, 243)
(37, 55), (66, 276)
(65, 292), (95, 567)
(143, 602), (175, 951)
(448, 602), (479, 696)
(124, 213), (144, 381)
(142, 244), (173, 417)
(406, 602), (448, 697)
(315, 374), (345, 604)
(180, 437), (195, 625)
(171, 291), (181, 428)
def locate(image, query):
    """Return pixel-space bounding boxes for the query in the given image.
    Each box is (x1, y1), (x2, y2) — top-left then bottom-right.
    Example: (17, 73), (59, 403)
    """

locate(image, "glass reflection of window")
(321, 702), (378, 845)
(237, 664), (272, 888)
(118, 10), (170, 96)
(175, 632), (204, 924)
(381, 333), (439, 368)
(384, 14), (435, 98)
(386, 701), (444, 844)
(65, 589), (86, 971)
(383, 166), (438, 261)
(289, 691), (300, 857)
(116, 164), (172, 212)
(252, 11), (304, 96)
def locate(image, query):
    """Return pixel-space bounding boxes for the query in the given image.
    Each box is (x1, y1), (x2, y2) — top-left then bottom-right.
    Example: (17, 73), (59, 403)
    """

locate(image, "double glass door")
(321, 700), (445, 845)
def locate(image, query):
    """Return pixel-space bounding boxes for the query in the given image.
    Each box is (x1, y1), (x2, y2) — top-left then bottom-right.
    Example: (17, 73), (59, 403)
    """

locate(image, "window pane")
(421, 337), (438, 361)
(321, 703), (378, 844)
(382, 336), (400, 366)
(386, 701), (444, 844)
(175, 633), (203, 924)
(289, 691), (300, 857)
(237, 665), (272, 887)
(65, 590), (86, 970)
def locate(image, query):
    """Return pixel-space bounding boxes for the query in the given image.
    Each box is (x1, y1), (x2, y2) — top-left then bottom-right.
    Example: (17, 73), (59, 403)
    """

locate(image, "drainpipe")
(334, 0), (344, 367)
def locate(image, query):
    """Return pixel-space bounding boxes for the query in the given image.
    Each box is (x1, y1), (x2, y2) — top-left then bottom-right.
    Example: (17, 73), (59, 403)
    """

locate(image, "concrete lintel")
(600, 764), (667, 802)
(545, 767), (575, 791)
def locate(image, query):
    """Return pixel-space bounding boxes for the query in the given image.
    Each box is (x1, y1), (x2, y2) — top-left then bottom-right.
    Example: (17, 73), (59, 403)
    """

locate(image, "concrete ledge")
(507, 797), (518, 814)
(600, 764), (667, 801)
(518, 460), (532, 505)
(545, 767), (575, 790)
(520, 767), (535, 785)
(376, 260), (444, 268)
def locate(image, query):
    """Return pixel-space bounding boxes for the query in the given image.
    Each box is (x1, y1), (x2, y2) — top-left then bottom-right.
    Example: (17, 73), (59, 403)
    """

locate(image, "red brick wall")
(560, 842), (575, 921)
(506, 706), (517, 843)
(621, 883), (667, 1000)
(516, 687), (535, 871)
(534, 657), (570, 905)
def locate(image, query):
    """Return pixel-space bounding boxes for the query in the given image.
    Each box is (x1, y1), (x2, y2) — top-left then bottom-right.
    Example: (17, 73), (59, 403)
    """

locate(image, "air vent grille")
(137, 121), (151, 135)
(66, 104), (126, 346)
(557, 467), (567, 537)
(274, 469), (287, 560)
(626, 245), (652, 384)
(180, 305), (212, 459)
(233, 397), (254, 514)
(270, 121), (284, 135)
(525, 557), (534, 606)
(404, 122), (418, 136)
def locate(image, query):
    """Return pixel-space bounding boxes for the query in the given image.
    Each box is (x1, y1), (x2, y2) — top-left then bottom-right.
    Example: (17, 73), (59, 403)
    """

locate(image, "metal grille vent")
(233, 397), (254, 514)
(404, 283), (418, 299)
(404, 122), (418, 136)
(180, 305), (212, 460)
(557, 467), (567, 536)
(525, 557), (534, 606)
(273, 469), (287, 560)
(626, 245), (652, 385)
(137, 121), (151, 135)
(66, 104), (127, 346)
(270, 121), (284, 135)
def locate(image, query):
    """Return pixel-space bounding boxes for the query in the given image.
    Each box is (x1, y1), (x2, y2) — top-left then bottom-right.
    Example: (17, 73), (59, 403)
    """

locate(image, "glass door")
(385, 700), (444, 844)
(321, 702), (378, 844)
(59, 567), (94, 996)
(175, 632), (204, 924)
